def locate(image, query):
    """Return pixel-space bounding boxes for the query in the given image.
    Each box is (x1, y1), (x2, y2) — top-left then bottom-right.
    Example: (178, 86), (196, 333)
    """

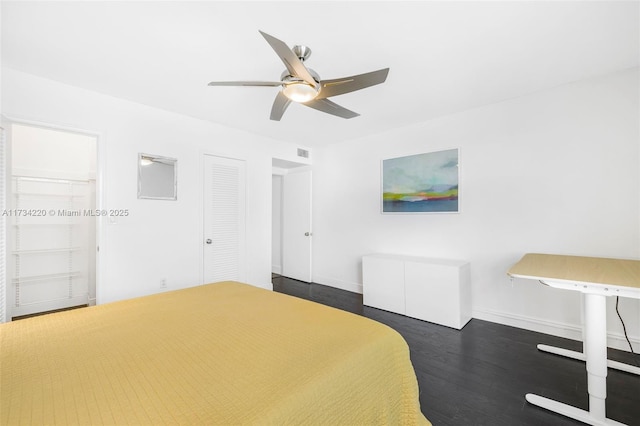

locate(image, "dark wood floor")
(272, 275), (640, 426)
(12, 304), (87, 321)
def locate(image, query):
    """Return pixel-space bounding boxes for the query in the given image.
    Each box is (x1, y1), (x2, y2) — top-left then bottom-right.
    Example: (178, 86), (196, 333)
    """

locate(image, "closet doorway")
(7, 123), (98, 319)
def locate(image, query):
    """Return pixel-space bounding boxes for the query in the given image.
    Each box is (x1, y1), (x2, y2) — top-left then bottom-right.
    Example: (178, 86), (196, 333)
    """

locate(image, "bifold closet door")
(202, 155), (246, 284)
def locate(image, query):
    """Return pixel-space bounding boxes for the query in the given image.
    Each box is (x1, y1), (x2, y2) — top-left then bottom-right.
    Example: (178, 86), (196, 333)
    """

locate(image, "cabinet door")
(405, 262), (460, 328)
(363, 256), (405, 314)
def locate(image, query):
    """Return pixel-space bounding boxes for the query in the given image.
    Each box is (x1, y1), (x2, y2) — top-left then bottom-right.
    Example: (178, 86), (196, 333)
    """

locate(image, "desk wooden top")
(508, 253), (640, 289)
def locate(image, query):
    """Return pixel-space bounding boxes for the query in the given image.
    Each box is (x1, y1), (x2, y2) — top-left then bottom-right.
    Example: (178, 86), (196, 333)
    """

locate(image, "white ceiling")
(2, 1), (639, 148)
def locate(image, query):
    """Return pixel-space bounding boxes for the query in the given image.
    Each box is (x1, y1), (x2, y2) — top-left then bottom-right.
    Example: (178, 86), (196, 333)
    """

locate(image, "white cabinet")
(362, 254), (471, 329)
(362, 255), (405, 314)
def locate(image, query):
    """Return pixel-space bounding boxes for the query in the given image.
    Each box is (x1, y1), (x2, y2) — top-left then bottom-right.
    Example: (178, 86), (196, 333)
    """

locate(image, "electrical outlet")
(161, 279), (167, 289)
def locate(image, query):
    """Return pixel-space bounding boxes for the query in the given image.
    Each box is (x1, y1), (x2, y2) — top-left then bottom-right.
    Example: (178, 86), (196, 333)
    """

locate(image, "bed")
(1, 281), (430, 425)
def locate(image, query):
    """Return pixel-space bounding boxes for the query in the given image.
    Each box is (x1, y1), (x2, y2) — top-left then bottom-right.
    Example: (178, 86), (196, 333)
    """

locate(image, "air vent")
(297, 148), (309, 158)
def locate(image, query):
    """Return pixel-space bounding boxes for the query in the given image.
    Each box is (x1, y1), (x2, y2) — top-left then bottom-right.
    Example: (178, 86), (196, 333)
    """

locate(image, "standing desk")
(508, 253), (640, 426)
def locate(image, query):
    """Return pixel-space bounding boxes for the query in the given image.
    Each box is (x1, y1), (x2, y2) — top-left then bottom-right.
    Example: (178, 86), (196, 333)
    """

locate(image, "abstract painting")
(382, 148), (459, 213)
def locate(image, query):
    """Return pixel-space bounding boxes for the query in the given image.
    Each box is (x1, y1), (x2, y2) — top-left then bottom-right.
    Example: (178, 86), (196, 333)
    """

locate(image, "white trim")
(314, 275), (363, 294)
(0, 125), (6, 323)
(1, 115), (104, 311)
(94, 130), (105, 307)
(0, 116), (99, 139)
(271, 166), (289, 176)
(285, 165), (312, 174)
(473, 307), (639, 353)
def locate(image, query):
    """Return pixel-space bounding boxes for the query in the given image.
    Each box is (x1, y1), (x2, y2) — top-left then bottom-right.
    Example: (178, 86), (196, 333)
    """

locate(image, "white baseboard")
(474, 307), (639, 353)
(311, 277), (638, 354)
(314, 275), (363, 294)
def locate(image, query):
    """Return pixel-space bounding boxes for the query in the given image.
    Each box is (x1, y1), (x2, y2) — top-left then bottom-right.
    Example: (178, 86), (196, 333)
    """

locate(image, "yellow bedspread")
(1, 281), (429, 425)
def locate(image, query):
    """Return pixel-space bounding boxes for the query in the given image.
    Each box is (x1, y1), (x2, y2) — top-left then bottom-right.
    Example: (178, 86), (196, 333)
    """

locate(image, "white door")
(282, 168), (312, 282)
(203, 154), (246, 284)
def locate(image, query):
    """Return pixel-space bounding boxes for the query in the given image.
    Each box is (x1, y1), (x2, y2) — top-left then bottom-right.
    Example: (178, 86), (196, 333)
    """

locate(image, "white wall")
(2, 67), (310, 304)
(312, 68), (640, 351)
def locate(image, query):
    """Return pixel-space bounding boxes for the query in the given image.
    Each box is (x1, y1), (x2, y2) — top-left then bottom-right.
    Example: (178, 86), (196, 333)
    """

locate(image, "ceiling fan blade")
(270, 92), (292, 121)
(208, 81), (283, 87)
(317, 68), (389, 99)
(302, 98), (360, 119)
(258, 30), (317, 86)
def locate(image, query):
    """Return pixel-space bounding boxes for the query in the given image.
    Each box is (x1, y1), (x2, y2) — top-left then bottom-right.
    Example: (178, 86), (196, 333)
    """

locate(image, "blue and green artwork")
(382, 148), (459, 213)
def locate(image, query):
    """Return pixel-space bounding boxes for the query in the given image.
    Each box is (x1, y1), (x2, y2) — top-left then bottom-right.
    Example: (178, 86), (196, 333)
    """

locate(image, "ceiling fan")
(207, 31), (390, 121)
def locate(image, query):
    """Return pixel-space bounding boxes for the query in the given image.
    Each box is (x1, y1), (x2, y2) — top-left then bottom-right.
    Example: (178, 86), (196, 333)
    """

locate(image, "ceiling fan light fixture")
(282, 81), (319, 103)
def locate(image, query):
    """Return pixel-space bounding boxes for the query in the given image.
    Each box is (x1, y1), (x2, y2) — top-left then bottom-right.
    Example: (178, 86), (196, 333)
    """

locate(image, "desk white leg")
(584, 293), (608, 421)
(605, 359), (640, 375)
(536, 345), (640, 375)
(537, 344), (586, 360)
(525, 394), (626, 426)
(537, 292), (640, 376)
(526, 294), (628, 425)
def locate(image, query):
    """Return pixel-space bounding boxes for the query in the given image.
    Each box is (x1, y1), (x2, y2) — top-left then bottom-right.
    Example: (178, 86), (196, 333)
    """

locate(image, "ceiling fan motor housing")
(292, 45), (312, 62)
(280, 68), (321, 85)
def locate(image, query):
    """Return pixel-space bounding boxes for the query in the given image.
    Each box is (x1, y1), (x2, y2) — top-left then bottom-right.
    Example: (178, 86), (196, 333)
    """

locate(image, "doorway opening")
(272, 158), (312, 284)
(6, 123), (98, 320)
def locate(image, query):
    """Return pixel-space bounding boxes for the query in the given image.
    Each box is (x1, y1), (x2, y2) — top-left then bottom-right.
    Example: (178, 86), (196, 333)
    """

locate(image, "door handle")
(304, 232), (312, 237)
(205, 239), (212, 244)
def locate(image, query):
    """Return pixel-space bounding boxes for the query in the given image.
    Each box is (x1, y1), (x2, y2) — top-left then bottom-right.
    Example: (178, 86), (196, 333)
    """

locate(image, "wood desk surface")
(508, 253), (640, 289)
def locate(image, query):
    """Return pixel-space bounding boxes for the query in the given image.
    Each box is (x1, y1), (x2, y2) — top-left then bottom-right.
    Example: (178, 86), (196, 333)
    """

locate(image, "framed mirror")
(138, 153), (177, 200)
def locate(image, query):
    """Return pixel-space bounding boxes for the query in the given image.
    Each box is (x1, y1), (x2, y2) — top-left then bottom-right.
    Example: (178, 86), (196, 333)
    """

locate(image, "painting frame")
(381, 148), (460, 214)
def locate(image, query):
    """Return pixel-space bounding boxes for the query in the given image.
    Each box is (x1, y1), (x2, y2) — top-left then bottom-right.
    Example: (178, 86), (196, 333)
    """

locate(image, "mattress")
(1, 281), (429, 425)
